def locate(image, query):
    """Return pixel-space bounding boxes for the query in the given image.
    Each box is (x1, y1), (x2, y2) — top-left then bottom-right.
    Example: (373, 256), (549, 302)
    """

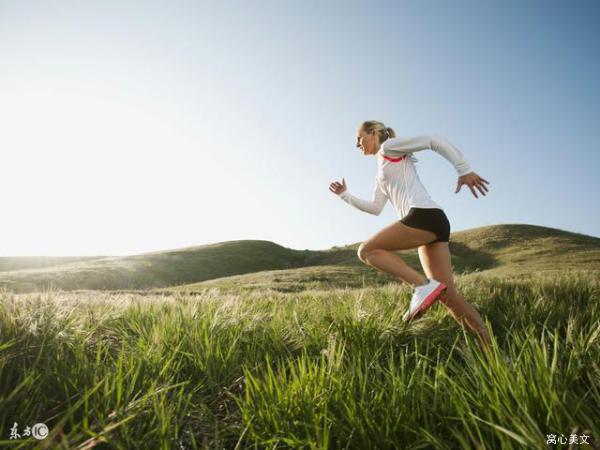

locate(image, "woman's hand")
(455, 172), (490, 198)
(329, 178), (347, 195)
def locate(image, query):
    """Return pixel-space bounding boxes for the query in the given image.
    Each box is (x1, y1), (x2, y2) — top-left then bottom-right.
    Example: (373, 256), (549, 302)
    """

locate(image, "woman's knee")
(357, 242), (379, 263)
(357, 242), (369, 262)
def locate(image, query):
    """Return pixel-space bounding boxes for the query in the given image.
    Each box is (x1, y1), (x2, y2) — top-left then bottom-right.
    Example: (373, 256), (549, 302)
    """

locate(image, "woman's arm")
(381, 134), (473, 176)
(338, 178), (388, 216)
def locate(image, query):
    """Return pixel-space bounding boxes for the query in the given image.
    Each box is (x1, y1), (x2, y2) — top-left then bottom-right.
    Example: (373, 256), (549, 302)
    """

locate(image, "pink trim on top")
(383, 155), (406, 163)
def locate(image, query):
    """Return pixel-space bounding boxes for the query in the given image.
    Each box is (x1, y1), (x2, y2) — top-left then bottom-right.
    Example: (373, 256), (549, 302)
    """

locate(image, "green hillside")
(449, 224), (600, 272)
(0, 240), (313, 292)
(167, 224), (600, 294)
(0, 256), (103, 272)
(0, 224), (598, 293)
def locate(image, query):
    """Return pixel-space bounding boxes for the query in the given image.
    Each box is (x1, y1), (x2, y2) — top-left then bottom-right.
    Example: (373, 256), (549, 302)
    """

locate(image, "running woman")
(329, 120), (492, 350)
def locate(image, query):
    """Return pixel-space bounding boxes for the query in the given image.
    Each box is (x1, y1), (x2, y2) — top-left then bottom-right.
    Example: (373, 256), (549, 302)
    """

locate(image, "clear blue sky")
(1, 0), (598, 256)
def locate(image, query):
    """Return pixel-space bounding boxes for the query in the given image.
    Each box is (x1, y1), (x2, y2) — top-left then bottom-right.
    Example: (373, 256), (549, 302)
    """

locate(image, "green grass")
(1, 224), (599, 293)
(1, 271), (598, 449)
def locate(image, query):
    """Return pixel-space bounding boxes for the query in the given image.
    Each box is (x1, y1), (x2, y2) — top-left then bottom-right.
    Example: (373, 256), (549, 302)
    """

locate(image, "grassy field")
(1, 224), (598, 448)
(1, 271), (599, 449)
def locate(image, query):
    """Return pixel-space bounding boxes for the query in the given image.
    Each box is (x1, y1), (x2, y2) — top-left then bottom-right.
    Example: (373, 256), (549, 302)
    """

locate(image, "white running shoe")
(402, 278), (447, 322)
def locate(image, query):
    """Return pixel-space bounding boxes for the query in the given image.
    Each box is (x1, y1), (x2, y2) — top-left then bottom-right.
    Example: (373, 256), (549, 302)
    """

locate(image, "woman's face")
(356, 127), (380, 155)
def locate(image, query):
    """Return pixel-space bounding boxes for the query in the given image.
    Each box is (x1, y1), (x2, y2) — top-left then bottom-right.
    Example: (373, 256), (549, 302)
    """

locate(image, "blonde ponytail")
(360, 120), (395, 143)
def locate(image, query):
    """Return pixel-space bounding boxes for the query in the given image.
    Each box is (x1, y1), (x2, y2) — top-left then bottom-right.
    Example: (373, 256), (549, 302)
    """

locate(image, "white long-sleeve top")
(339, 134), (473, 219)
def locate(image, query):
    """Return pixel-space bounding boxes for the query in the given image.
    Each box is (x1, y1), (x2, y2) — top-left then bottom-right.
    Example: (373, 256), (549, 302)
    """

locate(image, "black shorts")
(399, 207), (450, 244)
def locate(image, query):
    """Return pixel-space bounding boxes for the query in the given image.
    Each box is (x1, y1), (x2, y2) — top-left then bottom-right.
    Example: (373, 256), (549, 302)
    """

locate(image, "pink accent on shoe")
(409, 282), (447, 321)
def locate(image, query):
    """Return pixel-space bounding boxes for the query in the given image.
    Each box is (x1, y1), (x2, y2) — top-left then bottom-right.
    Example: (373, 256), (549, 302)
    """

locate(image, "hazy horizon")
(0, 222), (596, 257)
(2, 1), (599, 256)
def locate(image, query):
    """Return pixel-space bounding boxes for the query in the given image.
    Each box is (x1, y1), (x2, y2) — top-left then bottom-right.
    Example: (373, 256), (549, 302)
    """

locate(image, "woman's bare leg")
(417, 242), (492, 352)
(357, 221), (439, 286)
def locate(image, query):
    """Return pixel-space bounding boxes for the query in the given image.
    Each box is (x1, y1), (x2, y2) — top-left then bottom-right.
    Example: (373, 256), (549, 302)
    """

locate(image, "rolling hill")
(0, 224), (598, 293)
(0, 256), (103, 272)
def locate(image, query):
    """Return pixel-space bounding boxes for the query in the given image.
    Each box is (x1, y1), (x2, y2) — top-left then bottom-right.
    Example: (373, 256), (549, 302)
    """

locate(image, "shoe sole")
(404, 283), (447, 322)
